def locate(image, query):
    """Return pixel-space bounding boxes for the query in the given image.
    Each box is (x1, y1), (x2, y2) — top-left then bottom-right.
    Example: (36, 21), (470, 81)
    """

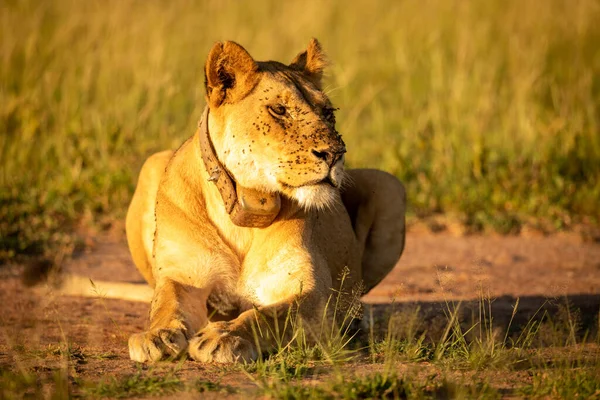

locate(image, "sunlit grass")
(1, 0), (599, 260)
(1, 285), (598, 398)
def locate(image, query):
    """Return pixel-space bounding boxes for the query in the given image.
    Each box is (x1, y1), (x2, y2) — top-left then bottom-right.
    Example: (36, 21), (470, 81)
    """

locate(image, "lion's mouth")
(322, 176), (336, 187)
(279, 176), (338, 190)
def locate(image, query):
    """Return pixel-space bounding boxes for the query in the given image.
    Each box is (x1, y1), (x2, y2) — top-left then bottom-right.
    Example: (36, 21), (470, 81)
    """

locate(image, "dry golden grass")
(1, 0), (599, 259)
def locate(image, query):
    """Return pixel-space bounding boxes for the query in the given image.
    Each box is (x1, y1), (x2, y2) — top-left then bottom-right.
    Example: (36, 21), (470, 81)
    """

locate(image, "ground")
(1, 228), (599, 398)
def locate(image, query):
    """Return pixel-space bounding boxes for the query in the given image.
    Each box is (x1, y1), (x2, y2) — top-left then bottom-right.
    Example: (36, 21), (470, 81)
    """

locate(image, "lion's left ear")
(289, 38), (328, 89)
(204, 41), (259, 108)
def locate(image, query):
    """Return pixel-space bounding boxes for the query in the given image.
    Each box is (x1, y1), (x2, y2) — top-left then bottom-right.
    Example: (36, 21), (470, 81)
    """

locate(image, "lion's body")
(125, 39), (406, 363)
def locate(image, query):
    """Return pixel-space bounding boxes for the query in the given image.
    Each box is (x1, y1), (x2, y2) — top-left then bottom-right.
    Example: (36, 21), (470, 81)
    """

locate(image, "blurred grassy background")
(1, 0), (599, 261)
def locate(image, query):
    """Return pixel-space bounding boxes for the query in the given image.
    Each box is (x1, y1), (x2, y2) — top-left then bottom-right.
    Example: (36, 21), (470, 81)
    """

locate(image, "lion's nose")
(311, 146), (346, 167)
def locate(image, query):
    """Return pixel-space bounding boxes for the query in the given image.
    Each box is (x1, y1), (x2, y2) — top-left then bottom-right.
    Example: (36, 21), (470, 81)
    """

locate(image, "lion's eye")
(268, 105), (287, 117)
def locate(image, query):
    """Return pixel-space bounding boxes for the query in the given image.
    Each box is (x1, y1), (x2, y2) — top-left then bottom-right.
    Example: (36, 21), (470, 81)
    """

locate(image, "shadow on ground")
(366, 293), (600, 344)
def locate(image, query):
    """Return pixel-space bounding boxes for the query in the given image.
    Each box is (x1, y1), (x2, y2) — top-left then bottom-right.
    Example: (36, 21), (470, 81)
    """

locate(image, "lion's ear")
(204, 41), (259, 108)
(289, 38), (328, 89)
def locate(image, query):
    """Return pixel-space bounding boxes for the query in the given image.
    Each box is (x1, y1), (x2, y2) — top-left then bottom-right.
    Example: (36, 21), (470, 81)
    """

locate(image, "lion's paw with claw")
(129, 328), (188, 362)
(188, 322), (258, 363)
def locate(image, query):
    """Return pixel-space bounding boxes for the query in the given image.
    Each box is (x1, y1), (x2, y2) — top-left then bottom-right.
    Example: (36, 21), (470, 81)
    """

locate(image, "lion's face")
(205, 40), (346, 209)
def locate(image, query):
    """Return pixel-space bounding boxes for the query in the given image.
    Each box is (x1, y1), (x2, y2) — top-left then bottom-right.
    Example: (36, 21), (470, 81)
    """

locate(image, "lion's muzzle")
(311, 145), (346, 168)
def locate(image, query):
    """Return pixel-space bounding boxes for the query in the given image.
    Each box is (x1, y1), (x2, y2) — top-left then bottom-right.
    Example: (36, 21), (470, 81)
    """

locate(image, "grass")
(246, 293), (600, 399)
(0, 368), (71, 399)
(239, 277), (600, 398)
(83, 370), (185, 398)
(257, 372), (502, 400)
(1, 0), (600, 262)
(2, 289), (599, 398)
(521, 368), (600, 399)
(1, 366), (235, 399)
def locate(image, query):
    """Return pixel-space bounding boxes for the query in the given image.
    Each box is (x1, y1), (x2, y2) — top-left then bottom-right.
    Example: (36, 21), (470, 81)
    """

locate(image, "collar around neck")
(197, 106), (281, 228)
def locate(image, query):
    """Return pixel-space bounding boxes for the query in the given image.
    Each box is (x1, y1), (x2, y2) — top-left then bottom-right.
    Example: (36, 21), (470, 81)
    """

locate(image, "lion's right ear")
(204, 41), (259, 108)
(289, 38), (328, 89)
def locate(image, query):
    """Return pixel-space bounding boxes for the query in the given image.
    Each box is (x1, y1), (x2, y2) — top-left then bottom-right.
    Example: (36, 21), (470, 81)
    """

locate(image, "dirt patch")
(369, 230), (600, 302)
(1, 230), (599, 397)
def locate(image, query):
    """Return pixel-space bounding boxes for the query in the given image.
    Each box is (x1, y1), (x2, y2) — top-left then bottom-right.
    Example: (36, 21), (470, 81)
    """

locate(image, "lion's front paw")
(188, 322), (258, 363)
(128, 328), (188, 362)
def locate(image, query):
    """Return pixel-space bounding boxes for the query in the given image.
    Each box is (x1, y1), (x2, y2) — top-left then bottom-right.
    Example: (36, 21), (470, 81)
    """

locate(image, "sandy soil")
(1, 230), (599, 396)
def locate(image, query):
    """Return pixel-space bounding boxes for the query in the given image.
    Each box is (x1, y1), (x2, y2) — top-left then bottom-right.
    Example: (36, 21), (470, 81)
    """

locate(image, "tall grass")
(1, 0), (599, 259)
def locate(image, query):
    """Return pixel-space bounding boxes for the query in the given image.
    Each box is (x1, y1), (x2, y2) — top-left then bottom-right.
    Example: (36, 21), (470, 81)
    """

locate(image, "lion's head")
(204, 39), (346, 210)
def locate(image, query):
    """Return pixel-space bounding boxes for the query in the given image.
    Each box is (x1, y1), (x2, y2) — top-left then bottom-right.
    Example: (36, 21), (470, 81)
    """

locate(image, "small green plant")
(535, 300), (582, 348)
(520, 367), (600, 399)
(90, 278), (127, 341)
(327, 373), (427, 399)
(259, 373), (419, 400)
(84, 370), (184, 398)
(259, 372), (502, 400)
(370, 306), (432, 367)
(514, 301), (600, 398)
(428, 294), (551, 370)
(0, 369), (42, 399)
(194, 379), (236, 394)
(89, 352), (119, 360)
(0, 367), (72, 400)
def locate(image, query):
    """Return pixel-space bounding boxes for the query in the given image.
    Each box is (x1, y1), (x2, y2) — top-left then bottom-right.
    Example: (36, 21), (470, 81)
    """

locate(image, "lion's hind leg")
(341, 169), (406, 293)
(126, 150), (174, 288)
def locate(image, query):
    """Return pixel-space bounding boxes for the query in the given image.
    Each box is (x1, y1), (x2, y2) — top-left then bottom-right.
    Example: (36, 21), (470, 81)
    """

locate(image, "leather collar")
(197, 107), (281, 228)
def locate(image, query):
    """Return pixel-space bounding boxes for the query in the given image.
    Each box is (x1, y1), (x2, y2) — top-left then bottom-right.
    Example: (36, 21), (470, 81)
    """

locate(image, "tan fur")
(126, 39), (406, 362)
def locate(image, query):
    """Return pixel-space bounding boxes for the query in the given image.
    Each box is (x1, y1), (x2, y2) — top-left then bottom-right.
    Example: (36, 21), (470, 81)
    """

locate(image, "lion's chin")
(289, 183), (339, 210)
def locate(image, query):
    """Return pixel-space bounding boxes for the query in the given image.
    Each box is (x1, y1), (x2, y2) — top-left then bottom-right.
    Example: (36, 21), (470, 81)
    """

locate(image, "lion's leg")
(128, 278), (208, 362)
(126, 150), (174, 288)
(188, 231), (335, 363)
(188, 289), (334, 363)
(341, 169), (406, 293)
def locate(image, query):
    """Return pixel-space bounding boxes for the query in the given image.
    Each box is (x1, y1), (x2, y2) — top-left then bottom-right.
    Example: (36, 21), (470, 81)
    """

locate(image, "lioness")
(126, 39), (406, 363)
